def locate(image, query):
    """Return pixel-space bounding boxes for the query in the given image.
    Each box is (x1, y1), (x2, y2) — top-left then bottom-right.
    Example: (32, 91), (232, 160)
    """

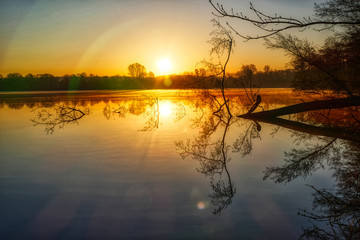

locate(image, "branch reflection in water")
(30, 94), (187, 134)
(31, 100), (91, 134)
(177, 89), (360, 237)
(264, 134), (360, 239)
(103, 94), (162, 131)
(175, 90), (261, 215)
(176, 114), (236, 215)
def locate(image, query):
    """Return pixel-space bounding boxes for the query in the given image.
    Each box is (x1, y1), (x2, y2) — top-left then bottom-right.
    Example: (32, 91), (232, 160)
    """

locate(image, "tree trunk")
(238, 97), (360, 118)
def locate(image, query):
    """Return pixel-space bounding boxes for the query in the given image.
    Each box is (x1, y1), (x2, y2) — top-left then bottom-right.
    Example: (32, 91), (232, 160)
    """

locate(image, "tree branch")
(209, 0), (360, 40)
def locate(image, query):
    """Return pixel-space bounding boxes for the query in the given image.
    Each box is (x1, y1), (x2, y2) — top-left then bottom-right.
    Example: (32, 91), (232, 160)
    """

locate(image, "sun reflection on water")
(159, 101), (173, 118)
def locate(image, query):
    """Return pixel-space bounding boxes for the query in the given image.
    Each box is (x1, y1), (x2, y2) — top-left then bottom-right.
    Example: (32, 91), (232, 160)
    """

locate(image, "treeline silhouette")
(0, 69), (294, 91)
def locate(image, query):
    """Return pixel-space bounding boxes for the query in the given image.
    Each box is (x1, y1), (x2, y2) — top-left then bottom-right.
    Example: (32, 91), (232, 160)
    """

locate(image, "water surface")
(0, 90), (357, 239)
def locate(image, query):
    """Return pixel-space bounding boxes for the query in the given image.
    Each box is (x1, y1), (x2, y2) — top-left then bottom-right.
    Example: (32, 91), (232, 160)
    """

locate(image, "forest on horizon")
(0, 64), (294, 91)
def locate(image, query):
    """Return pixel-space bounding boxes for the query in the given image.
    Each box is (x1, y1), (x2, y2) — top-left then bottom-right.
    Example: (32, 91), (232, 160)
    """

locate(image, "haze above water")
(0, 90), (355, 239)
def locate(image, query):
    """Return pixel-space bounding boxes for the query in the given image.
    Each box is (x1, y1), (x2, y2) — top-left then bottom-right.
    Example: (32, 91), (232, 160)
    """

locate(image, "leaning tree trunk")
(238, 97), (360, 119)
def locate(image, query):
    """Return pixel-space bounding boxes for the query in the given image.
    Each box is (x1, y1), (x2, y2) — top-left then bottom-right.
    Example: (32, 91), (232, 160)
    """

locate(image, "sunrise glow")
(1, 0), (357, 238)
(156, 58), (173, 76)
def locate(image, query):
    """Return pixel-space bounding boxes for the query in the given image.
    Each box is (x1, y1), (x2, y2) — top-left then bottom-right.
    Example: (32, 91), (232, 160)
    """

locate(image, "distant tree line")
(0, 64), (295, 91)
(227, 64), (294, 88)
(0, 72), (193, 91)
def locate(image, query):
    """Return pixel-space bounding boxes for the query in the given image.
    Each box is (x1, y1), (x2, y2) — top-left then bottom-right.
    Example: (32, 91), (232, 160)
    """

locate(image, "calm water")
(0, 90), (357, 239)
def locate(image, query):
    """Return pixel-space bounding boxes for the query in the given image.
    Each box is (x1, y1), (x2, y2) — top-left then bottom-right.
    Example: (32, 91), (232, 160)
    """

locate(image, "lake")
(0, 89), (358, 239)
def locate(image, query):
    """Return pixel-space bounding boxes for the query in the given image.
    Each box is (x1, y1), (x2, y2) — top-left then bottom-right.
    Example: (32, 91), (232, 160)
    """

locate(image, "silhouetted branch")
(209, 0), (360, 40)
(264, 34), (355, 96)
(197, 19), (234, 117)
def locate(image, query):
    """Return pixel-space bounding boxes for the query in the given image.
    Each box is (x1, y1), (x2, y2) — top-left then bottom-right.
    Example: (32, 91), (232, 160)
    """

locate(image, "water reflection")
(176, 90), (268, 215)
(176, 90), (360, 237)
(176, 114), (236, 215)
(102, 94), (162, 131)
(0, 90), (359, 238)
(9, 93), (187, 133)
(249, 102), (360, 238)
(31, 101), (91, 134)
(264, 135), (360, 239)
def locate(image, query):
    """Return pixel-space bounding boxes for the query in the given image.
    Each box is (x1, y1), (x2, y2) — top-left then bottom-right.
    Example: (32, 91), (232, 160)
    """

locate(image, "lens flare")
(197, 201), (205, 210)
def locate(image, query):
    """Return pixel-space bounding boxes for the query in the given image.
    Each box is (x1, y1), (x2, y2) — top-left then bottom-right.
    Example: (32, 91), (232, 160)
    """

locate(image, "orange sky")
(0, 0), (328, 76)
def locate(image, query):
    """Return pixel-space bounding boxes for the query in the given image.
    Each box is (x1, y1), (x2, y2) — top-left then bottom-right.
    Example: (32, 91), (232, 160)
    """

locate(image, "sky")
(0, 0), (327, 76)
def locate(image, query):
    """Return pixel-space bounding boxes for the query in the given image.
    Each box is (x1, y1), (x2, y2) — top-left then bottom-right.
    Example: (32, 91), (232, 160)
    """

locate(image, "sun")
(156, 58), (172, 75)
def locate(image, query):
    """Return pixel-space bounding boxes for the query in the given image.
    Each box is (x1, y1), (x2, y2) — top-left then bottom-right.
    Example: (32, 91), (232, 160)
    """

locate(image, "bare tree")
(236, 64), (263, 114)
(209, 0), (360, 40)
(209, 0), (360, 119)
(196, 19), (234, 118)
